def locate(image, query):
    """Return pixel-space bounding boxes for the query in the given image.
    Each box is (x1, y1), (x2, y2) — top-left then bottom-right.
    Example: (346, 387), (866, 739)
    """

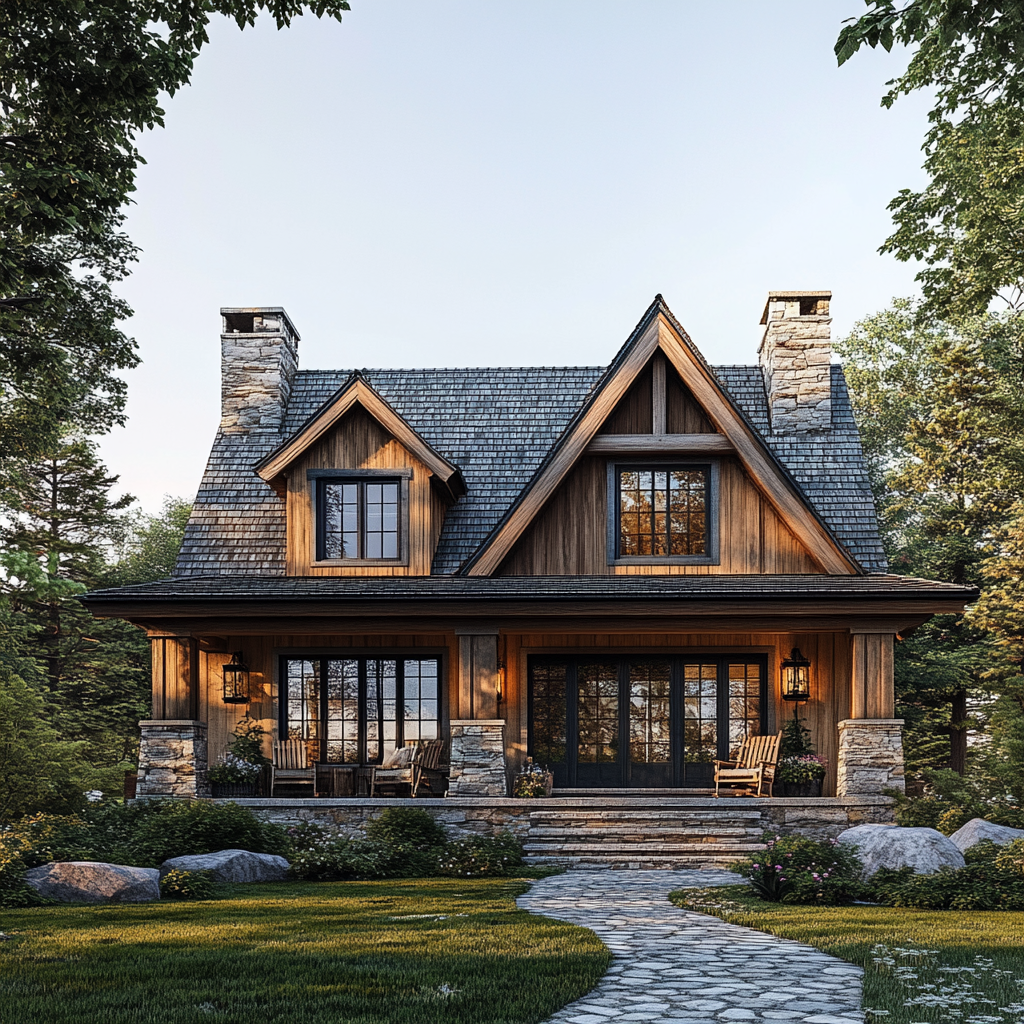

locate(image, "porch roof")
(85, 573), (975, 605)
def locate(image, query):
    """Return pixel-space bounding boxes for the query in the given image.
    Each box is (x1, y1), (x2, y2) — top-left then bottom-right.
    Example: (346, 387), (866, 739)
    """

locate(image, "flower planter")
(211, 782), (258, 798)
(513, 771), (554, 798)
(777, 779), (823, 798)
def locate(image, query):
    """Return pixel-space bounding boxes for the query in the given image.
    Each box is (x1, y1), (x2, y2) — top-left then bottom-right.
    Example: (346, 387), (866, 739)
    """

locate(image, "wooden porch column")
(149, 635), (199, 720)
(850, 632), (895, 719)
(455, 628), (500, 720)
(838, 631), (904, 797)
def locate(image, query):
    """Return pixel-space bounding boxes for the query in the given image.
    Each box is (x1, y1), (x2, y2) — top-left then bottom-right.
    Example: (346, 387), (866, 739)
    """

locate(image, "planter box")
(777, 779), (823, 798)
(211, 782), (258, 798)
(513, 771), (554, 798)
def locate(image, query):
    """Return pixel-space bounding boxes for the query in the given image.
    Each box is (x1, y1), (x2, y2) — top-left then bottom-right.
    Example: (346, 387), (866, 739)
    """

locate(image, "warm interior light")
(496, 661), (506, 703)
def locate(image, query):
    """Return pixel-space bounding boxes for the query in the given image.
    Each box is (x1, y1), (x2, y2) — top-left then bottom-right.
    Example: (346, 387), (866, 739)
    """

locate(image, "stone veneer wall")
(836, 719), (906, 797)
(137, 720), (210, 799)
(220, 312), (298, 433)
(446, 720), (507, 797)
(231, 796), (896, 842)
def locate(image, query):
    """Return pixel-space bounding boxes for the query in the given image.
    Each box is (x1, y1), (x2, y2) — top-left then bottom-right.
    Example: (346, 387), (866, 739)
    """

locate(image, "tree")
(836, 3), (1024, 316)
(0, 0), (350, 462)
(836, 300), (1024, 775)
(104, 497), (193, 586)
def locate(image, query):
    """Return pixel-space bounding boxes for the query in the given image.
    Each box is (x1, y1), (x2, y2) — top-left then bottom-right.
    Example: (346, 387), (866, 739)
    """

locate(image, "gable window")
(312, 470), (410, 563)
(608, 462), (719, 564)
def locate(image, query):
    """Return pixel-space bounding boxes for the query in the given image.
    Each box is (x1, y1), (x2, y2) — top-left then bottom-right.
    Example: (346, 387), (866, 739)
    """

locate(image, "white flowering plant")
(207, 753), (262, 785)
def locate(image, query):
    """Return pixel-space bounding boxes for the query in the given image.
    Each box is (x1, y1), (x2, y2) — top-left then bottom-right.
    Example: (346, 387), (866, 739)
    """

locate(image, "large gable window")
(609, 462), (719, 564)
(312, 470), (410, 563)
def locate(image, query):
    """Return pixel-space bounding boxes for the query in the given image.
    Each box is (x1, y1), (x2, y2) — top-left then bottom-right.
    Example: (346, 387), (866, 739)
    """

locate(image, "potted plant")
(776, 715), (827, 797)
(512, 758), (554, 798)
(209, 718), (270, 797)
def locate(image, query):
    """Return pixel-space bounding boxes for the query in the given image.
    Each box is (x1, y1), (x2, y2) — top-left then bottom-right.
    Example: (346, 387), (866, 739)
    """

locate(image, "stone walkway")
(517, 870), (864, 1024)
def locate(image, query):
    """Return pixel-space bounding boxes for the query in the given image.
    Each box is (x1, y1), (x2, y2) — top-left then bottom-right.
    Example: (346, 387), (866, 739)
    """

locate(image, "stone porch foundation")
(137, 720), (210, 798)
(836, 718), (905, 797)
(446, 720), (507, 797)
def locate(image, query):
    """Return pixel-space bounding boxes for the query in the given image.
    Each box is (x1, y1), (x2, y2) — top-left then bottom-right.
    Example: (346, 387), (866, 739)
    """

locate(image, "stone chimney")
(757, 290), (832, 433)
(220, 307), (299, 433)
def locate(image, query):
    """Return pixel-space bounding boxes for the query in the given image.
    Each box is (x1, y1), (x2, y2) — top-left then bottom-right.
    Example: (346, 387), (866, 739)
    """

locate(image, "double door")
(528, 655), (766, 788)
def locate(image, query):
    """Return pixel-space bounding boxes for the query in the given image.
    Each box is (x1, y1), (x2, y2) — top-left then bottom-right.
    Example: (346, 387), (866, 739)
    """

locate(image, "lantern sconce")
(781, 647), (811, 707)
(222, 651), (251, 705)
(496, 661), (506, 703)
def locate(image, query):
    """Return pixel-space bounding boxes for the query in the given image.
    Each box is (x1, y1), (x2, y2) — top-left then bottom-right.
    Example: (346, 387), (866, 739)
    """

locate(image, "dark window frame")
(277, 650), (445, 765)
(309, 468), (411, 566)
(605, 460), (720, 565)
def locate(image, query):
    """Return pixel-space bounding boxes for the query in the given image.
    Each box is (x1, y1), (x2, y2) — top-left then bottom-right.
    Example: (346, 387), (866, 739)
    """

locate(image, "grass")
(0, 877), (610, 1024)
(670, 885), (1024, 1024)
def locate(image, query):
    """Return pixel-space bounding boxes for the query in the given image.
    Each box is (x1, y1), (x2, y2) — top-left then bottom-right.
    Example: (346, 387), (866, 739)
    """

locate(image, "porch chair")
(271, 739), (316, 797)
(370, 739), (447, 797)
(713, 731), (782, 798)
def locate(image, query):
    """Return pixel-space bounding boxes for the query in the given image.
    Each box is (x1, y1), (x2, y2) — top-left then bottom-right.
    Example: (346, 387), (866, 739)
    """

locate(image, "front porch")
(219, 793), (898, 869)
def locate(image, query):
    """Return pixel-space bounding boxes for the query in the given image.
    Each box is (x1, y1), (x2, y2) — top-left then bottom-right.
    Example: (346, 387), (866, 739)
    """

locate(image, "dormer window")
(607, 462), (720, 565)
(312, 470), (411, 564)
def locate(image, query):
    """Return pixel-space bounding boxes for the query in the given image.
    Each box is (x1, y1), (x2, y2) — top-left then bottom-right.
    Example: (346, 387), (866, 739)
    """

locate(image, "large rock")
(837, 823), (965, 877)
(160, 849), (289, 883)
(25, 862), (160, 903)
(948, 817), (1024, 853)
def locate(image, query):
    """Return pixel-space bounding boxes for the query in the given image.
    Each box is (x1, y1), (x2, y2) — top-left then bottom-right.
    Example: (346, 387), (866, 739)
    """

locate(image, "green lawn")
(0, 878), (610, 1024)
(670, 885), (1024, 1024)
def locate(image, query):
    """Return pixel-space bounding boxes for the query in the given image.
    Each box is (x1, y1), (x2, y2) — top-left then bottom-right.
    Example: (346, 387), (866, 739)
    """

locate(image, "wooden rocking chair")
(713, 732), (782, 798)
(271, 739), (316, 796)
(370, 739), (447, 797)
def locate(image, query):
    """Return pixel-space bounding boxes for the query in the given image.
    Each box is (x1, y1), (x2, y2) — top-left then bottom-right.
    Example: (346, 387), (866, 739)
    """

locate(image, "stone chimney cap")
(760, 291), (831, 325)
(220, 306), (301, 341)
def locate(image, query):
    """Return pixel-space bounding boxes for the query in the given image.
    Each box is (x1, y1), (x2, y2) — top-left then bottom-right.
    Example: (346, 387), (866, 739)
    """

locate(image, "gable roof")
(463, 297), (858, 575)
(174, 308), (888, 577)
(254, 373), (466, 501)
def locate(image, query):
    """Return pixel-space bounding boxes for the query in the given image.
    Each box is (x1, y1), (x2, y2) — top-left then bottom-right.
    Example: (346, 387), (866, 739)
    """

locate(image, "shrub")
(365, 808), (446, 876)
(868, 860), (1024, 910)
(731, 834), (865, 905)
(286, 823), (392, 881)
(437, 832), (524, 877)
(995, 837), (1024, 873)
(160, 869), (215, 900)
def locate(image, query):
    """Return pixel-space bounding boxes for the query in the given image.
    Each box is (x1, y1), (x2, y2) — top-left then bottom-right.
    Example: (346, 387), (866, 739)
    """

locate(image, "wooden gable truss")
(464, 297), (860, 576)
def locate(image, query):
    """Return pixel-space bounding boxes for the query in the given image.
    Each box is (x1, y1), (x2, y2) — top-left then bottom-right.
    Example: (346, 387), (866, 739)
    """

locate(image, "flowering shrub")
(437, 831), (524, 877)
(512, 761), (552, 798)
(776, 755), (828, 783)
(207, 753), (262, 785)
(731, 833), (865, 904)
(160, 869), (214, 900)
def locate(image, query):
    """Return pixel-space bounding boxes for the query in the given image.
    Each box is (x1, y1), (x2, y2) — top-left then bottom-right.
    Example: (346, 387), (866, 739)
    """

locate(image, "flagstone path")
(518, 870), (864, 1024)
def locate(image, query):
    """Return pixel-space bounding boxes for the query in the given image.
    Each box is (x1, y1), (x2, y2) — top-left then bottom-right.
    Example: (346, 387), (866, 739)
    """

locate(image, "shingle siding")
(174, 362), (887, 577)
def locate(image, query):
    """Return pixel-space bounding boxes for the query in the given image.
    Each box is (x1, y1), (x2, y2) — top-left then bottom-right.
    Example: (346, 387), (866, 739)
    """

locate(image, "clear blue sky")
(102, 1), (930, 513)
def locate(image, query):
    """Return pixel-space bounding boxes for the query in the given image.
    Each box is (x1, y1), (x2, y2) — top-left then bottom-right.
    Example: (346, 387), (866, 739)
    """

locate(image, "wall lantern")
(781, 648), (811, 704)
(222, 651), (251, 705)
(496, 661), (506, 703)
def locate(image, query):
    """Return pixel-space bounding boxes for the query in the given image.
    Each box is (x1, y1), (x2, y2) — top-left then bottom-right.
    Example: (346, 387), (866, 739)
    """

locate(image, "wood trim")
(654, 318), (857, 574)
(587, 434), (734, 454)
(652, 353), (667, 434)
(467, 310), (858, 576)
(257, 378), (465, 500)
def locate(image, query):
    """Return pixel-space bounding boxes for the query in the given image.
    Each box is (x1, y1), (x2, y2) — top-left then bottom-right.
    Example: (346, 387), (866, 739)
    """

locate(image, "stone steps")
(524, 803), (767, 869)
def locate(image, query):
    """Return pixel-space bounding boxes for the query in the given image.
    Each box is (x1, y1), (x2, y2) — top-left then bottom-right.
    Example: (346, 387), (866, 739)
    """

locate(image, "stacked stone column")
(137, 720), (210, 798)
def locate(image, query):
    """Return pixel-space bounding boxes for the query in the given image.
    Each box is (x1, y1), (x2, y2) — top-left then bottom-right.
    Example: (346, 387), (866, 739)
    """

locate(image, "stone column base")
(447, 720), (507, 797)
(836, 718), (905, 797)
(137, 720), (209, 799)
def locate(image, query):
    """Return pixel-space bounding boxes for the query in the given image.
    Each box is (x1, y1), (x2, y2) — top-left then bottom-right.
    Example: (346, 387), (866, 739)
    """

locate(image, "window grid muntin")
(629, 659), (672, 763)
(617, 466), (708, 558)
(282, 655), (440, 764)
(319, 478), (401, 561)
(728, 662), (763, 756)
(576, 661), (620, 764)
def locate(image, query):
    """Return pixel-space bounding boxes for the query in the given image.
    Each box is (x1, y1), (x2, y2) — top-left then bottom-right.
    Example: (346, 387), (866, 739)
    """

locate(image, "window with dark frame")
(617, 466), (709, 557)
(281, 655), (440, 765)
(318, 478), (401, 560)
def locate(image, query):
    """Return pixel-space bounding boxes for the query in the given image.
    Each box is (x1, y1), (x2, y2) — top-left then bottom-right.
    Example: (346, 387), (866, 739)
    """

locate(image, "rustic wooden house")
(85, 292), (974, 859)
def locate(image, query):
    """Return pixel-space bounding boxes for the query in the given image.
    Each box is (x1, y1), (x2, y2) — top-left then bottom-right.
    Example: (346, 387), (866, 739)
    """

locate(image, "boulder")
(159, 849), (289, 883)
(25, 862), (160, 903)
(836, 823), (965, 877)
(948, 817), (1024, 853)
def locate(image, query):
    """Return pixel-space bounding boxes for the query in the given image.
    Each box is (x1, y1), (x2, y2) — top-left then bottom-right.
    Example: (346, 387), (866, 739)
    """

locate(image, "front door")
(528, 655), (766, 788)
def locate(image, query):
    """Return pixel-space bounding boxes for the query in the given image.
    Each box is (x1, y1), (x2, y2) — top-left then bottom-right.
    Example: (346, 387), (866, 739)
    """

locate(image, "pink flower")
(812, 873), (820, 880)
